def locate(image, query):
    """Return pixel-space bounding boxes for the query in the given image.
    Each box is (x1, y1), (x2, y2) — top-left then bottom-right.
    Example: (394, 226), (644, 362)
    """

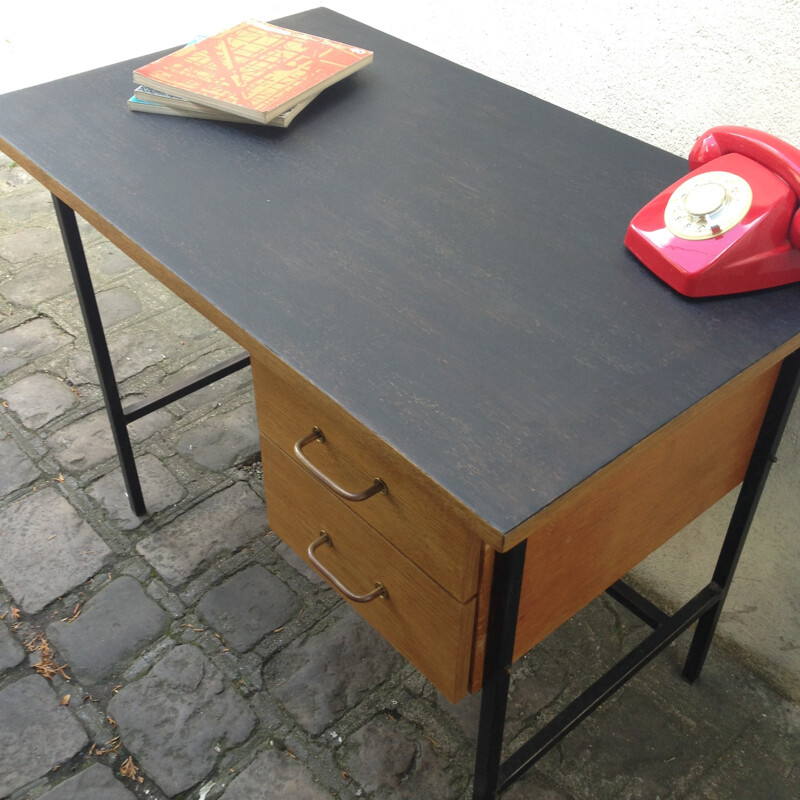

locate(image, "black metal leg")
(52, 194), (147, 516)
(472, 542), (527, 800)
(498, 583), (720, 790)
(51, 195), (253, 517)
(469, 349), (799, 799)
(683, 348), (800, 683)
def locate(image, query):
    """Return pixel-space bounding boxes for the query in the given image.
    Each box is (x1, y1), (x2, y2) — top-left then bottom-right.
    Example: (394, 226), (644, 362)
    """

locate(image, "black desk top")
(2, 8), (799, 535)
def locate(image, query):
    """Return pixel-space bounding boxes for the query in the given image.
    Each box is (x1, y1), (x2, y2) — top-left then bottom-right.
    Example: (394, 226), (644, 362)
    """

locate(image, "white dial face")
(664, 171), (753, 240)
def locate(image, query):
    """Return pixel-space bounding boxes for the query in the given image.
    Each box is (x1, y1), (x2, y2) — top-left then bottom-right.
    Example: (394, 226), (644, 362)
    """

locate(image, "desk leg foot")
(683, 349), (800, 683)
(683, 601), (723, 684)
(472, 543), (527, 800)
(52, 194), (147, 517)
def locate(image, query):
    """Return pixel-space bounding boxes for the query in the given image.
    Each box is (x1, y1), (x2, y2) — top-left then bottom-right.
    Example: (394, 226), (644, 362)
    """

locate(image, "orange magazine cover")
(133, 21), (373, 124)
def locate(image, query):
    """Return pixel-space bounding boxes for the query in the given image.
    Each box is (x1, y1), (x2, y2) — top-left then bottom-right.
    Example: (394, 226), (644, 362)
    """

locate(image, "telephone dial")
(625, 126), (800, 297)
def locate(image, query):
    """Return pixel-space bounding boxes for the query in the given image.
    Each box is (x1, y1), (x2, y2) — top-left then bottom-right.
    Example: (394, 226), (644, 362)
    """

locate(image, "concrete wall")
(2, 0), (798, 698)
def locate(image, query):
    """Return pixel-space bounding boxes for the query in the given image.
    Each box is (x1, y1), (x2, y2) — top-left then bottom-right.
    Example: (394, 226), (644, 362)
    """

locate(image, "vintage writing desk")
(1, 9), (799, 798)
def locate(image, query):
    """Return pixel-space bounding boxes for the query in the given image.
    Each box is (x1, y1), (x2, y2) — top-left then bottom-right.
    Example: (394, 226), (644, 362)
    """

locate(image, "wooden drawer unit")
(261, 436), (477, 702)
(252, 354), (486, 602)
(255, 352), (784, 700)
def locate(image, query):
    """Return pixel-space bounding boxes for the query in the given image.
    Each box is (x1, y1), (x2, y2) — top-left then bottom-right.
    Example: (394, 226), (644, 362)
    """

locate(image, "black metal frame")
(473, 348), (800, 800)
(52, 195), (251, 516)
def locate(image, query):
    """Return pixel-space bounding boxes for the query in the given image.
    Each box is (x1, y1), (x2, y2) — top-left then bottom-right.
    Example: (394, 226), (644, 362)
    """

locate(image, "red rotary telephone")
(625, 126), (800, 297)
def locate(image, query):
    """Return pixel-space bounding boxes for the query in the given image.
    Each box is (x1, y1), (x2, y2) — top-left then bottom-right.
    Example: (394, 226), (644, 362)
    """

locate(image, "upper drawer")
(252, 354), (485, 602)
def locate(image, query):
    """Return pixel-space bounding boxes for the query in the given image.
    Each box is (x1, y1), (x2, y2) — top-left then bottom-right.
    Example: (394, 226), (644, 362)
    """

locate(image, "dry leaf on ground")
(25, 633), (70, 681)
(120, 756), (143, 783)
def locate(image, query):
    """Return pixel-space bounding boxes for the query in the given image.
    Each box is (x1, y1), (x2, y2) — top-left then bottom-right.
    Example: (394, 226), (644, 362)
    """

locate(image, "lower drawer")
(261, 435), (477, 702)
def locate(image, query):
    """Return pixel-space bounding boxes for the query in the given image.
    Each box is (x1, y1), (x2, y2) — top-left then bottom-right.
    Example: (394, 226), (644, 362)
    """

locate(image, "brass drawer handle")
(293, 427), (387, 502)
(307, 532), (387, 603)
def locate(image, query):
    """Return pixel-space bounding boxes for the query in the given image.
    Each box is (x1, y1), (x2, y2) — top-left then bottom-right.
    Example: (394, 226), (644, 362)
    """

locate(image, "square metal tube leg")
(683, 347), (800, 682)
(472, 542), (527, 800)
(52, 194), (147, 516)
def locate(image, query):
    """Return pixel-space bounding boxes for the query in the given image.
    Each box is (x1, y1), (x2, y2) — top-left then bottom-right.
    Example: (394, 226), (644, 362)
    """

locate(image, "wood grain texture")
(500, 342), (800, 552)
(252, 355), (487, 601)
(2, 8), (799, 541)
(470, 357), (782, 688)
(261, 436), (476, 702)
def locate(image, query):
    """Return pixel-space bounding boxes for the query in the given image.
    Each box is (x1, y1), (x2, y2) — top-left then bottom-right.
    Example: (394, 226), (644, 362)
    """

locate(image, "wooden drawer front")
(252, 354), (485, 602)
(261, 436), (476, 703)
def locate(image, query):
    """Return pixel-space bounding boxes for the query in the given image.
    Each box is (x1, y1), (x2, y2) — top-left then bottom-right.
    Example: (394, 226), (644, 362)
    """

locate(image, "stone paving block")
(553, 683), (702, 800)
(49, 411), (120, 471)
(0, 225), (63, 263)
(0, 316), (73, 376)
(96, 286), (143, 327)
(137, 482), (266, 585)
(0, 189), (50, 223)
(221, 748), (332, 800)
(271, 607), (401, 735)
(49, 406), (172, 471)
(46, 576), (169, 683)
(60, 309), (221, 389)
(176, 402), (260, 470)
(67, 326), (173, 384)
(47, 410), (123, 472)
(536, 595), (646, 677)
(197, 565), (301, 652)
(88, 454), (186, 530)
(0, 621), (25, 671)
(1, 372), (79, 428)
(274, 539), (326, 586)
(0, 487), (112, 613)
(86, 241), (139, 277)
(441, 668), (565, 744)
(0, 256), (72, 305)
(0, 675), (89, 798)
(166, 354), (253, 412)
(38, 762), (137, 800)
(167, 303), (227, 345)
(0, 433), (39, 496)
(341, 714), (461, 800)
(107, 644), (256, 797)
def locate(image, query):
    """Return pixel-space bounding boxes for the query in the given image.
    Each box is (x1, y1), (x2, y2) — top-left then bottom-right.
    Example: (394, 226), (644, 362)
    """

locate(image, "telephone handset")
(625, 126), (800, 297)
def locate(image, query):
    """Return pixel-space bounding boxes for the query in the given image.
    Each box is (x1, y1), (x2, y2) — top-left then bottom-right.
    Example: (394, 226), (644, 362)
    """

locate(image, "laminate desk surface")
(2, 7), (800, 544)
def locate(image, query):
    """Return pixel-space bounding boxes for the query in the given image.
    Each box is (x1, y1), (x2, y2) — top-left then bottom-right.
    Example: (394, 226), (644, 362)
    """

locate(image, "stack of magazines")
(128, 20), (373, 128)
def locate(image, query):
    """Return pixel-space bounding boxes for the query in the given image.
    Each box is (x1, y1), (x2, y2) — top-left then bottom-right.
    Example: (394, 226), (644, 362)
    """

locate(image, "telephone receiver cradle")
(625, 126), (800, 297)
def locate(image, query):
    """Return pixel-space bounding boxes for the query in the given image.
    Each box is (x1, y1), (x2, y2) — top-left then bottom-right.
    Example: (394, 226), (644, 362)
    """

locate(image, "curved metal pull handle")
(293, 427), (387, 502)
(307, 532), (387, 603)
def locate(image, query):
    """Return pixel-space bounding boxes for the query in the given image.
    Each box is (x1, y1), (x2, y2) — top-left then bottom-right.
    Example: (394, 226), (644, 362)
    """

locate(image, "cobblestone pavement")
(0, 154), (798, 800)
